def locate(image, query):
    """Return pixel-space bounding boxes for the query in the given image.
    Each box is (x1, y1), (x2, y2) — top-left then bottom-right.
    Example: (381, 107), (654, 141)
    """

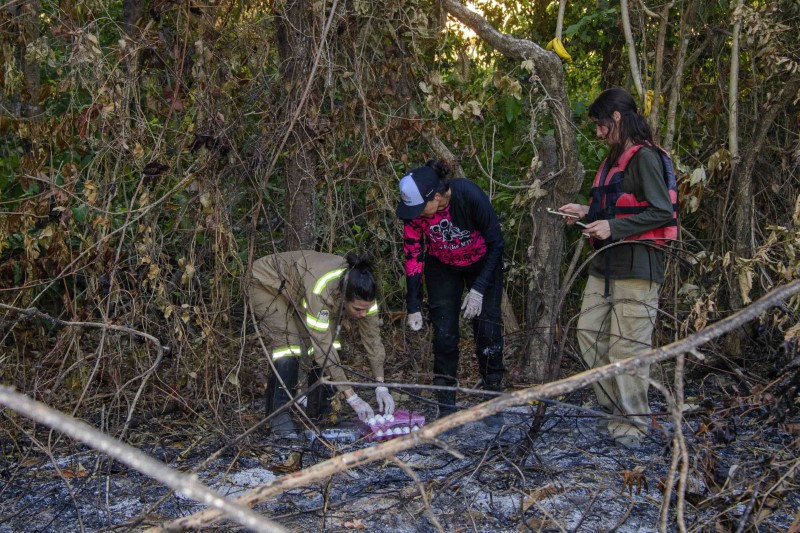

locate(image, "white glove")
(375, 386), (395, 415)
(346, 393), (374, 421)
(461, 289), (484, 319)
(407, 311), (423, 331)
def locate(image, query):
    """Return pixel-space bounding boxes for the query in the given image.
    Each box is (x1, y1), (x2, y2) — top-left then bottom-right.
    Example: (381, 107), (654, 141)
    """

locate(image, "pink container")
(356, 409), (426, 442)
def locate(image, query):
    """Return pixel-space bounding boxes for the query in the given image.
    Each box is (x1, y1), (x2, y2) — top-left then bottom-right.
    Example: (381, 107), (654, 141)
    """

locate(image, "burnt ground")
(1, 372), (798, 533)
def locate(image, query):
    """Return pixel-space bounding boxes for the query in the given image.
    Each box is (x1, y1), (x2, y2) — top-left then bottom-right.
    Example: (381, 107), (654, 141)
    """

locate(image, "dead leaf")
(342, 519), (367, 530)
(522, 483), (559, 512)
(518, 516), (557, 531)
(621, 465), (648, 495)
(60, 464), (88, 478)
(273, 452), (302, 473)
(784, 422), (800, 435)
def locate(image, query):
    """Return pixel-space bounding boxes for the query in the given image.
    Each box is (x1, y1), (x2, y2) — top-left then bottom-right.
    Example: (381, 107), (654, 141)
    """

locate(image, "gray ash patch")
(1, 392), (797, 532)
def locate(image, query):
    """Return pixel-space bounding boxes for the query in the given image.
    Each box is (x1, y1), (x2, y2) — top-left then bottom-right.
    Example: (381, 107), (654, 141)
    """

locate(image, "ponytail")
(425, 159), (452, 195)
(343, 251), (378, 302)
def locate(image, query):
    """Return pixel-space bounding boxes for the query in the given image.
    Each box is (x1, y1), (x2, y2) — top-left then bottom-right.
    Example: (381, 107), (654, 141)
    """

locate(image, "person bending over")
(396, 160), (505, 417)
(250, 251), (394, 436)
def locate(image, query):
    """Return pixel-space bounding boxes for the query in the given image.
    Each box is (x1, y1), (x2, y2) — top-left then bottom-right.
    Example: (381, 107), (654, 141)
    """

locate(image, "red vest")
(587, 143), (678, 249)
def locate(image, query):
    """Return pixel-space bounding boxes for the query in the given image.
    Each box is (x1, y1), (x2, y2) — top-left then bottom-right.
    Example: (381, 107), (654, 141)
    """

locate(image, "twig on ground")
(391, 457), (445, 533)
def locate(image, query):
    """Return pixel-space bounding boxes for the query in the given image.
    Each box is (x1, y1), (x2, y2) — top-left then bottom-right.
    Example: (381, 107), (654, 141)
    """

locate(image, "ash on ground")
(1, 387), (798, 532)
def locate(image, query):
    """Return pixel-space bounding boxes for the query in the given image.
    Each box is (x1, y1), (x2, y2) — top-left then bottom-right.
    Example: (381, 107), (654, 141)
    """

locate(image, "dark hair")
(425, 159), (452, 195)
(342, 251), (377, 302)
(588, 88), (653, 166)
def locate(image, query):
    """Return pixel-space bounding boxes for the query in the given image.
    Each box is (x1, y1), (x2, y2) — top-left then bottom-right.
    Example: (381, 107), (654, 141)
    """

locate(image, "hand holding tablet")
(546, 207), (587, 228)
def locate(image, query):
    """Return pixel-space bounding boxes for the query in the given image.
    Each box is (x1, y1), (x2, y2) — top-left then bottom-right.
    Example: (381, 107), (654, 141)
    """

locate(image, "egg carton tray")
(355, 409), (426, 442)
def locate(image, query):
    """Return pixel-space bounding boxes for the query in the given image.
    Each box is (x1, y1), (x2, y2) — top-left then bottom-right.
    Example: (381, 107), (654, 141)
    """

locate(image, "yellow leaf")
(84, 181), (98, 206)
(784, 322), (800, 341)
(147, 264), (160, 281)
(181, 264), (195, 285)
(738, 267), (754, 304)
(199, 192), (213, 214)
(466, 100), (482, 116)
(793, 194), (800, 225)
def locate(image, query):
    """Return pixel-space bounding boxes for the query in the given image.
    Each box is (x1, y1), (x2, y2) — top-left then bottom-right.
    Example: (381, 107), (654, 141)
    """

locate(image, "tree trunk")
(723, 73), (800, 359)
(732, 75), (800, 280)
(525, 136), (567, 381)
(276, 0), (319, 251)
(441, 0), (584, 383)
(12, 0), (40, 118)
(647, 4), (671, 136)
(663, 0), (699, 152)
(727, 0), (744, 166)
(620, 0), (643, 98)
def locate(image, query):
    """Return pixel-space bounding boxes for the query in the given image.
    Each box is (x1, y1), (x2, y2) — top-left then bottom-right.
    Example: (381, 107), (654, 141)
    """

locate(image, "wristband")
(346, 394), (361, 405)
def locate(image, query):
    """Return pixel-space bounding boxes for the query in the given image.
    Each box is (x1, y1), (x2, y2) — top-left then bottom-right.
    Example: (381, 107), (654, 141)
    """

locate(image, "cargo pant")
(250, 284), (334, 420)
(425, 256), (504, 409)
(576, 275), (659, 440)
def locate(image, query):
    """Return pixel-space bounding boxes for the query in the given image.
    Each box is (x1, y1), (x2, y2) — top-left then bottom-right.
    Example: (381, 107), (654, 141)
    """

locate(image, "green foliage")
(1, 0), (798, 415)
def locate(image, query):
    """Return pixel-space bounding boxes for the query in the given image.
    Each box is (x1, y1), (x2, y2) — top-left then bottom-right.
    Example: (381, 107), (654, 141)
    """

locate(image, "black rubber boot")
(479, 375), (505, 429)
(480, 373), (504, 392)
(436, 389), (457, 419)
(306, 365), (335, 423)
(270, 410), (298, 437)
(267, 357), (300, 437)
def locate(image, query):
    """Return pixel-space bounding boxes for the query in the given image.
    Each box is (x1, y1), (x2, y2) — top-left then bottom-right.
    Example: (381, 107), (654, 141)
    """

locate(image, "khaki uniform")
(577, 275), (658, 439)
(250, 251), (385, 391)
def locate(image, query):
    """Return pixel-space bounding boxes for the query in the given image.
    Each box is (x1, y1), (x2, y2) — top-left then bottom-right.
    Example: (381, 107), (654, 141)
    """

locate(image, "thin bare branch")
(0, 386), (287, 533)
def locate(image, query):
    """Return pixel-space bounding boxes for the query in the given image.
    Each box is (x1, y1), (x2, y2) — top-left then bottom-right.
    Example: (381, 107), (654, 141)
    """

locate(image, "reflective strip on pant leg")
(272, 345), (303, 360)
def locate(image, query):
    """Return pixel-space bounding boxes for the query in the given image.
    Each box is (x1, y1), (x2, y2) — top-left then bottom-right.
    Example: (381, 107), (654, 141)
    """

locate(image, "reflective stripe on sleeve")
(306, 313), (329, 331)
(307, 341), (341, 356)
(312, 268), (346, 295)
